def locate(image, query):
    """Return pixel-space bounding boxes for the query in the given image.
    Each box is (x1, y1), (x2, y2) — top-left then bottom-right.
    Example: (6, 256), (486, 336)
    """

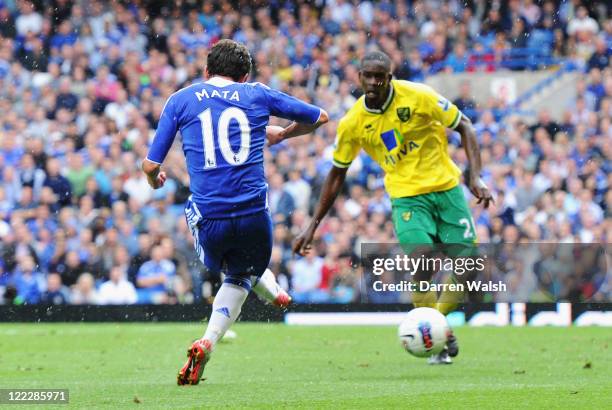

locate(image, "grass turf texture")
(0, 324), (610, 409)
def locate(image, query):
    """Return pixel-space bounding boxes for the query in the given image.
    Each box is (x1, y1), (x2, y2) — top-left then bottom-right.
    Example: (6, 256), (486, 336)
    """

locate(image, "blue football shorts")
(184, 198), (273, 279)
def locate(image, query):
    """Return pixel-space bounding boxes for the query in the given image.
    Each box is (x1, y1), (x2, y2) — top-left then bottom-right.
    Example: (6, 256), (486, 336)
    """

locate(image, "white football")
(398, 307), (449, 357)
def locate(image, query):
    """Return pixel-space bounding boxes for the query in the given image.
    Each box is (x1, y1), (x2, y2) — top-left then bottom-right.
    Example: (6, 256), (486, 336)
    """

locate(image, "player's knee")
(223, 274), (252, 291)
(398, 230), (435, 255)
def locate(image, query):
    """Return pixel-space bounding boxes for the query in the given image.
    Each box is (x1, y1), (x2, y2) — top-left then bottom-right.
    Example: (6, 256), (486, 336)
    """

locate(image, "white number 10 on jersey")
(198, 107), (251, 169)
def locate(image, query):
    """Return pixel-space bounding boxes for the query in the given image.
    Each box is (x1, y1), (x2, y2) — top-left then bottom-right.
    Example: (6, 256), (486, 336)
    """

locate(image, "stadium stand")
(0, 0), (610, 305)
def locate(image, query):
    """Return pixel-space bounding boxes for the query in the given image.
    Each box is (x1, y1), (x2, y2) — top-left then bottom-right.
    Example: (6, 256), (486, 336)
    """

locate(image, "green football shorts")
(391, 185), (477, 249)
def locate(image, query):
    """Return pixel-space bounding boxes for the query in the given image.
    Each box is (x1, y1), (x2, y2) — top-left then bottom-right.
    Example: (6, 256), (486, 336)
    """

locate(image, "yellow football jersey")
(333, 80), (463, 198)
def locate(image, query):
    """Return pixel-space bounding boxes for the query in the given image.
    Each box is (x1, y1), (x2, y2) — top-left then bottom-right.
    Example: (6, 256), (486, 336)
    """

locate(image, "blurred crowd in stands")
(0, 0), (610, 305)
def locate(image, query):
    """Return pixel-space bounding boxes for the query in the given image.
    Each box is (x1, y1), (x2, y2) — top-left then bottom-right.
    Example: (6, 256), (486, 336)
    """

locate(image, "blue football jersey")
(147, 77), (321, 218)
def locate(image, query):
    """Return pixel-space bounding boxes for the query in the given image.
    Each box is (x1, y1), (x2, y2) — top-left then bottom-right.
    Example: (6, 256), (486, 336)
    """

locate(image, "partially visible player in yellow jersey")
(332, 78), (463, 198)
(290, 51), (493, 364)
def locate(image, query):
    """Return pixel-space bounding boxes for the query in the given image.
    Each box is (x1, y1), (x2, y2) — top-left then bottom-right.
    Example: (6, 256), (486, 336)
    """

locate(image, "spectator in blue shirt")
(445, 42), (469, 73)
(50, 21), (78, 51)
(1, 135), (24, 167)
(43, 158), (72, 207)
(54, 77), (79, 112)
(40, 272), (70, 305)
(198, 2), (219, 36)
(136, 245), (175, 303)
(0, 258), (8, 287)
(11, 256), (45, 305)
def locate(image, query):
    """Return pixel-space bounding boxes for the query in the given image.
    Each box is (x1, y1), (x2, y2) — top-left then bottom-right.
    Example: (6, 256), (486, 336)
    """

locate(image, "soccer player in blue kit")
(142, 40), (328, 385)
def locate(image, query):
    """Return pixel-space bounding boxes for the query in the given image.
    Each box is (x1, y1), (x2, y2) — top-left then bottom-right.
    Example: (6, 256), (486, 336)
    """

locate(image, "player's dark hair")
(360, 51), (392, 72)
(207, 39), (252, 81)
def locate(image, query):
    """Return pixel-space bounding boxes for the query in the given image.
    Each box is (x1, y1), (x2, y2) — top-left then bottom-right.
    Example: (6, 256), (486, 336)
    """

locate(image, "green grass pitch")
(1, 323), (610, 409)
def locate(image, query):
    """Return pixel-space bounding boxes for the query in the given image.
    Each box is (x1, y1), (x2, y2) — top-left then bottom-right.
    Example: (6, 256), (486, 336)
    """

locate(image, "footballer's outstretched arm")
(264, 86), (329, 145)
(293, 165), (347, 256)
(279, 109), (329, 139)
(267, 109), (329, 145)
(454, 114), (493, 208)
(142, 94), (178, 189)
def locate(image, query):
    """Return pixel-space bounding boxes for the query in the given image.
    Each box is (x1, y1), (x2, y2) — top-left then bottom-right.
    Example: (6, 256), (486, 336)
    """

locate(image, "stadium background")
(0, 0), (610, 307)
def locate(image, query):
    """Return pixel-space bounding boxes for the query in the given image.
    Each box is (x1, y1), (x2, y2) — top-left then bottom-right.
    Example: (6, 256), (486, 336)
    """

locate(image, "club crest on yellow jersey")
(396, 107), (411, 122)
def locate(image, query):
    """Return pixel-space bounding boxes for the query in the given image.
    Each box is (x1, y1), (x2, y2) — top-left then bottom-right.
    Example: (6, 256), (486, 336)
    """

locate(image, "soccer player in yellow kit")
(291, 51), (493, 364)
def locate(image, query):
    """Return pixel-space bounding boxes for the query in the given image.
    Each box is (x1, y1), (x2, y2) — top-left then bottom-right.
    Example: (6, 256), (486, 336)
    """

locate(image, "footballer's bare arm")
(142, 158), (167, 189)
(293, 165), (347, 256)
(454, 114), (493, 208)
(267, 109), (329, 146)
